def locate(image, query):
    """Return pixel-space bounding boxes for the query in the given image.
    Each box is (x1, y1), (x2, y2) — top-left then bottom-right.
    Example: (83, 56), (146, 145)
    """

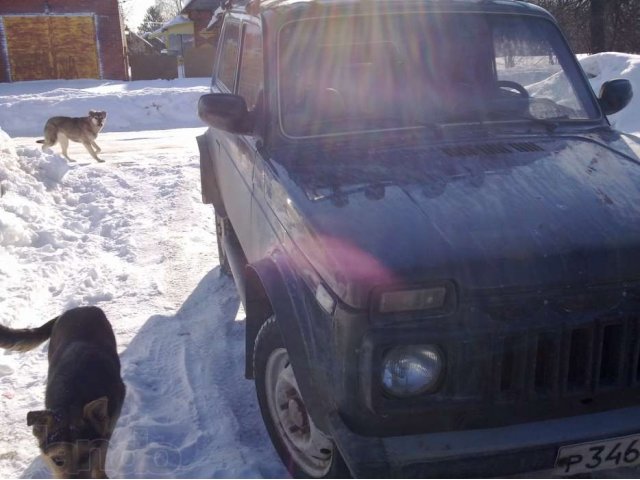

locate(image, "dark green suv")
(197, 0), (640, 477)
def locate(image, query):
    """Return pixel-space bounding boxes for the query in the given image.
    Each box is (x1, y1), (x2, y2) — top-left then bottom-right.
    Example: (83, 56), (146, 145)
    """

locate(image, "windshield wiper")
(487, 111), (569, 133)
(346, 114), (444, 138)
(515, 115), (560, 133)
(411, 120), (445, 138)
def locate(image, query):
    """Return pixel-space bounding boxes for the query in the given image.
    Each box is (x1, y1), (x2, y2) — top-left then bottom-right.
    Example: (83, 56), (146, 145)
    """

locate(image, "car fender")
(196, 133), (226, 216)
(247, 251), (334, 428)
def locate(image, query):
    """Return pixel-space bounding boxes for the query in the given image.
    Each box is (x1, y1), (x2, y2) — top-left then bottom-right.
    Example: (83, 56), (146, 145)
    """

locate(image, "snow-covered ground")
(0, 80), (287, 478)
(0, 53), (639, 479)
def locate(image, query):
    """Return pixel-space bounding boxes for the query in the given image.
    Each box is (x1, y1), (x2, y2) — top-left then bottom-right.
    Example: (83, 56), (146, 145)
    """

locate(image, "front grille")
(495, 317), (640, 401)
(360, 289), (640, 435)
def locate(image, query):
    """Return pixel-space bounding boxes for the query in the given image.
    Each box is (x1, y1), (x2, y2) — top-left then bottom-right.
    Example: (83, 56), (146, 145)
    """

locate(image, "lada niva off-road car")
(196, 0), (640, 476)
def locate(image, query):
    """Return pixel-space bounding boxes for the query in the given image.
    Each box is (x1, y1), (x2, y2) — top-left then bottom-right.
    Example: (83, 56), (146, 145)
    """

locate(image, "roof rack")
(219, 0), (261, 15)
(246, 0), (294, 14)
(246, 0), (315, 14)
(239, 0), (532, 15)
(209, 0), (268, 24)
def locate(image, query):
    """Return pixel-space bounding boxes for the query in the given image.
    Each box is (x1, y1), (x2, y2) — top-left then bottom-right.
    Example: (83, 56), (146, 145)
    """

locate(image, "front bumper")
(328, 406), (640, 478)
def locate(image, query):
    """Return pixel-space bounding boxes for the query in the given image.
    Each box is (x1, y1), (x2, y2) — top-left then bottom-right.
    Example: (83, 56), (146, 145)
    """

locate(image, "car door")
(235, 19), (265, 262)
(210, 16), (254, 253)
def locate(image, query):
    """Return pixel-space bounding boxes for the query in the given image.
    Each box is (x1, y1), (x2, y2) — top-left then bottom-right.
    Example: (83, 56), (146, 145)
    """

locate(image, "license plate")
(554, 433), (640, 476)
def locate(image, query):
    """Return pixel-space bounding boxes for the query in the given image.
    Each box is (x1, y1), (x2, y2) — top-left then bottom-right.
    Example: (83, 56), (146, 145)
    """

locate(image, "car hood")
(271, 133), (640, 309)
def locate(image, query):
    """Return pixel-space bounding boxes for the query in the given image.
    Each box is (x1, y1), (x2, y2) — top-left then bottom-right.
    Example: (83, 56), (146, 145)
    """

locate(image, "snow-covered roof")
(149, 14), (193, 37)
(127, 29), (154, 47)
(162, 14), (192, 29)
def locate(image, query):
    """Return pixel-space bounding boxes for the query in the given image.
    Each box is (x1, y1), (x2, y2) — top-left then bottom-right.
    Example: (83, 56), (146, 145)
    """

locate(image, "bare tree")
(528, 0), (640, 54)
(155, 0), (184, 18)
(590, 0), (606, 53)
(607, 0), (640, 53)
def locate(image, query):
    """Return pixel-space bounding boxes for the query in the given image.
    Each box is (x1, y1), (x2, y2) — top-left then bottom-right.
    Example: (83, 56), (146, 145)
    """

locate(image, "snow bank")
(579, 52), (640, 135)
(0, 129), (78, 333)
(0, 130), (69, 248)
(0, 78), (210, 137)
(526, 52), (640, 135)
(0, 126), (286, 478)
(0, 125), (15, 156)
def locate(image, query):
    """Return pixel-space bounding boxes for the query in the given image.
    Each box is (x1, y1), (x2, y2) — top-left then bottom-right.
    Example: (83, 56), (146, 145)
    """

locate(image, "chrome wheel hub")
(265, 348), (333, 477)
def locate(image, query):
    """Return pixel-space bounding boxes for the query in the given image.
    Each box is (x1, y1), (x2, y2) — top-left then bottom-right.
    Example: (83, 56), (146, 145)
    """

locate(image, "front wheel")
(254, 317), (349, 478)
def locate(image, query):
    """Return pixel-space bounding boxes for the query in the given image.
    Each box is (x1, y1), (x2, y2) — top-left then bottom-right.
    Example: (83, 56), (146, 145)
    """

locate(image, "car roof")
(238, 0), (553, 22)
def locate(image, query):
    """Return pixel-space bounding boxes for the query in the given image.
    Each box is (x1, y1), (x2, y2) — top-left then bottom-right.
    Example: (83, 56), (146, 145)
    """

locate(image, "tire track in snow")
(105, 275), (285, 478)
(7, 130), (285, 478)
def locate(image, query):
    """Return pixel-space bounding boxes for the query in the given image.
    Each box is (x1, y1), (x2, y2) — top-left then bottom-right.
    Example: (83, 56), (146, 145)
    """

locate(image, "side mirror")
(598, 79), (633, 116)
(198, 93), (253, 134)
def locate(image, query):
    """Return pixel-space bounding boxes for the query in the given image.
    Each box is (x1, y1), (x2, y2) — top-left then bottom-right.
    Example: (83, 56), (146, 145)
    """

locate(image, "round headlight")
(381, 345), (443, 397)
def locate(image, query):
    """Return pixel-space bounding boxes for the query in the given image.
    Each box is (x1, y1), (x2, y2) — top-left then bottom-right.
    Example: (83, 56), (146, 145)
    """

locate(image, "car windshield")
(278, 12), (600, 138)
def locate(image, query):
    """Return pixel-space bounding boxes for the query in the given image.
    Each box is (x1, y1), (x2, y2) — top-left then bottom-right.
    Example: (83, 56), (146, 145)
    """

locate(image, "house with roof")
(126, 28), (162, 55)
(147, 14), (195, 56)
(174, 0), (224, 77)
(0, 0), (129, 82)
(182, 0), (224, 49)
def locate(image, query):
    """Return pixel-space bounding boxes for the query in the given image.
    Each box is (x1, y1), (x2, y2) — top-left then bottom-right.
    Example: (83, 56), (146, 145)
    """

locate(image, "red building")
(0, 0), (129, 82)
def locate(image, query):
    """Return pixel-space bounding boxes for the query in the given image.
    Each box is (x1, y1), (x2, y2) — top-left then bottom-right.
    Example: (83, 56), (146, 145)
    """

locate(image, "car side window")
(237, 23), (264, 111)
(216, 20), (241, 92)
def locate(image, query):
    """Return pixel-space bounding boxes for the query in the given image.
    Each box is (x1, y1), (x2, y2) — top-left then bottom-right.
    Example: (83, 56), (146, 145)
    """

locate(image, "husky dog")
(37, 111), (107, 162)
(0, 306), (125, 478)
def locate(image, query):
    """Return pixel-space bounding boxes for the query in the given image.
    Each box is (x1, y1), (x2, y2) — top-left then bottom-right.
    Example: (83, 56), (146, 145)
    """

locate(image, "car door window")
(217, 20), (241, 92)
(237, 23), (264, 110)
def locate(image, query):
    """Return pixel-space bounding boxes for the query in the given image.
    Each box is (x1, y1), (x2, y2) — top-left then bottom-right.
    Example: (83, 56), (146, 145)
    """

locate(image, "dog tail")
(0, 317), (58, 352)
(36, 140), (44, 144)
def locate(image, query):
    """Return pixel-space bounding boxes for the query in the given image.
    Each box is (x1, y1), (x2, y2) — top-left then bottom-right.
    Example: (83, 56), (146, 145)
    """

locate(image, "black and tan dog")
(0, 306), (125, 478)
(37, 111), (107, 163)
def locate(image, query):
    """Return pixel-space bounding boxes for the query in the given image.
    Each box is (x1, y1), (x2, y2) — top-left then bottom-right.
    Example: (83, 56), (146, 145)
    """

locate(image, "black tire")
(215, 211), (232, 276)
(254, 317), (350, 479)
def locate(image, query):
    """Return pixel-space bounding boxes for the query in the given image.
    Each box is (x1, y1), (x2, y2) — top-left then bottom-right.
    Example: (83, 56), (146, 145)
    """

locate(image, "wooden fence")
(129, 53), (177, 81)
(184, 44), (215, 78)
(129, 45), (215, 81)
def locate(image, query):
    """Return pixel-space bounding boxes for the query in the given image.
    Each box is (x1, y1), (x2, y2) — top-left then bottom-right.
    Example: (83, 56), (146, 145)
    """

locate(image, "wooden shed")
(0, 0), (129, 82)
(182, 0), (223, 49)
(180, 0), (223, 78)
(148, 14), (194, 53)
